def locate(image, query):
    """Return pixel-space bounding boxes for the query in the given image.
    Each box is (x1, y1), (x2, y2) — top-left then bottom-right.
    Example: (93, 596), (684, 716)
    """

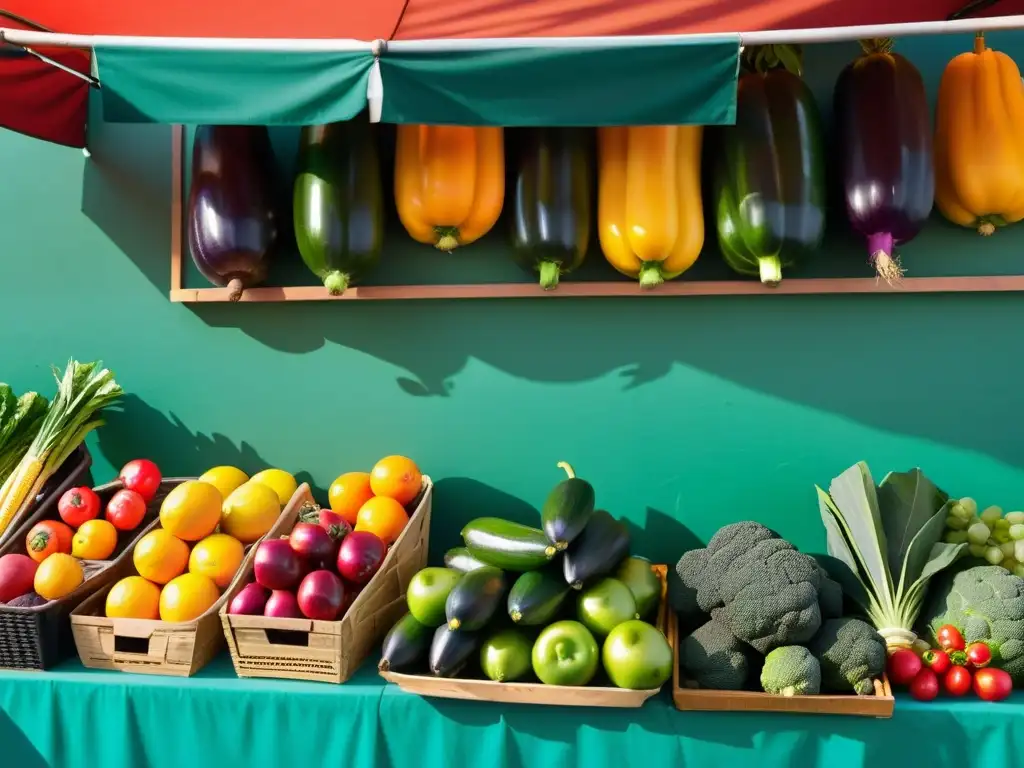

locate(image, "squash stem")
(638, 262), (664, 290)
(757, 256), (783, 287)
(434, 227), (460, 253)
(556, 461), (576, 479)
(323, 271), (350, 297)
(539, 261), (561, 291)
(978, 220), (996, 236)
(975, 32), (986, 55)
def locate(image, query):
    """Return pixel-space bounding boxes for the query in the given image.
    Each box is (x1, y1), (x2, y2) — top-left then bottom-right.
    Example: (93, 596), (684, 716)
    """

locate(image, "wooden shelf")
(167, 127), (1024, 304)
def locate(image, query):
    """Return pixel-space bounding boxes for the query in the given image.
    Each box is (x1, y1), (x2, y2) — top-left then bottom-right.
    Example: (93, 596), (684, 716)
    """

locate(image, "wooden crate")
(69, 482), (298, 677)
(380, 563), (669, 708)
(219, 477), (433, 684)
(670, 609), (895, 717)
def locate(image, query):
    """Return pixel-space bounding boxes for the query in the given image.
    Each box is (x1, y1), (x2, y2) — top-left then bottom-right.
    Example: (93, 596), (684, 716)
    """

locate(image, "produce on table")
(429, 624), (480, 677)
(541, 461), (595, 551)
(58, 486), (100, 528)
(944, 665), (972, 696)
(966, 641), (992, 668)
(221, 482), (284, 544)
(462, 517), (558, 571)
(197, 466), (249, 500)
(510, 128), (591, 290)
(444, 547), (490, 574)
(407, 567), (462, 627)
(678, 617), (754, 690)
(0, 384), (48, 486)
(615, 556), (662, 620)
(327, 472), (374, 526)
(26, 520), (72, 563)
(249, 469), (298, 507)
(714, 45), (825, 287)
(187, 125), (280, 301)
(104, 489), (147, 532)
(934, 33), (1024, 236)
(0, 554), (37, 602)
(941, 497), (1024, 576)
(159, 481), (223, 542)
(577, 577), (638, 637)
(298, 505), (351, 543)
(380, 612), (433, 673)
(807, 618), (886, 696)
(922, 648), (951, 675)
(369, 455), (423, 508)
(254, 538), (304, 591)
(105, 575), (161, 620)
(445, 566), (506, 631)
(395, 125), (505, 252)
(602, 620), (672, 690)
(336, 530), (387, 585)
(159, 572), (220, 622)
(507, 566), (571, 626)
(228, 582), (268, 616)
(480, 628), (533, 683)
(264, 589), (302, 618)
(71, 519), (118, 560)
(134, 529), (191, 585)
(34, 553), (83, 600)
(533, 620), (600, 686)
(0, 360), (122, 537)
(909, 668), (940, 701)
(918, 565), (1024, 684)
(355, 496), (409, 546)
(974, 667), (1013, 701)
(287, 522), (337, 570)
(296, 570), (346, 621)
(188, 533), (245, 588)
(563, 509), (630, 590)
(597, 125), (703, 289)
(816, 462), (963, 650)
(834, 38), (933, 283)
(293, 122), (383, 296)
(118, 459), (162, 502)
(936, 623), (966, 651)
(886, 648), (923, 685)
(760, 645), (822, 696)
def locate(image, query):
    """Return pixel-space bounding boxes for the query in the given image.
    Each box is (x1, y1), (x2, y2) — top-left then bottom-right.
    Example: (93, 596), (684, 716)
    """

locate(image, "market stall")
(5, 0), (1024, 766)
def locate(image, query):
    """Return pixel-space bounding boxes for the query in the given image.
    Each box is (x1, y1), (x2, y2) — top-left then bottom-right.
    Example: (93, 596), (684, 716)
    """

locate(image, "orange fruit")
(188, 533), (245, 588)
(355, 496), (409, 545)
(369, 456), (422, 506)
(159, 572), (220, 622)
(34, 553), (83, 600)
(159, 480), (222, 542)
(133, 529), (190, 585)
(106, 576), (161, 619)
(220, 482), (281, 544)
(328, 472), (375, 526)
(72, 519), (118, 560)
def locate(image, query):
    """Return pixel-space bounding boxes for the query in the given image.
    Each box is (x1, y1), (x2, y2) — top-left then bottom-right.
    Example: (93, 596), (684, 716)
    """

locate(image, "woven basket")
(0, 473), (188, 671)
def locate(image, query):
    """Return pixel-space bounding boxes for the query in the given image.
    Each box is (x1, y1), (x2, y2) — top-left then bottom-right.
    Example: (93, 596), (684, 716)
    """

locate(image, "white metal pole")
(0, 29), (373, 52)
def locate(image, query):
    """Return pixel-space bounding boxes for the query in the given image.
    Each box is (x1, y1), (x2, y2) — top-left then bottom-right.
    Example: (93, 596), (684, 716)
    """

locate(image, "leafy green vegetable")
(0, 390), (49, 483)
(817, 462), (965, 649)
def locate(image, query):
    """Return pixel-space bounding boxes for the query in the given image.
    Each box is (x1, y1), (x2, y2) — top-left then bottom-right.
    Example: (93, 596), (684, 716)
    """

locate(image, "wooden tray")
(380, 563), (669, 708)
(219, 477), (432, 684)
(670, 610), (895, 717)
(69, 482), (296, 677)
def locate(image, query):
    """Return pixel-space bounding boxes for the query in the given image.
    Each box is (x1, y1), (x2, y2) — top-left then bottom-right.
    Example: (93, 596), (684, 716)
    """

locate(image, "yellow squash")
(935, 33), (1024, 235)
(395, 125), (505, 252)
(598, 126), (704, 288)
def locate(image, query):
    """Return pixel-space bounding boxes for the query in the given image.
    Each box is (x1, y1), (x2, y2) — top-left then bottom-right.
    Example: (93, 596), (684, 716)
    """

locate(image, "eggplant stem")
(323, 271), (350, 296)
(870, 250), (905, 285)
(226, 278), (244, 302)
(859, 37), (895, 55)
(638, 262), (665, 290)
(758, 256), (783, 287)
(539, 261), (561, 291)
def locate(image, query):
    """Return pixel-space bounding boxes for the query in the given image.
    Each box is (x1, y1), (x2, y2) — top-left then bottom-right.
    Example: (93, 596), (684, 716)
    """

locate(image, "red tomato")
(118, 460), (162, 502)
(908, 668), (939, 701)
(105, 489), (147, 532)
(57, 486), (100, 528)
(887, 648), (922, 685)
(25, 520), (73, 563)
(922, 649), (951, 675)
(973, 667), (1013, 702)
(966, 642), (992, 669)
(937, 624), (966, 652)
(944, 666), (973, 696)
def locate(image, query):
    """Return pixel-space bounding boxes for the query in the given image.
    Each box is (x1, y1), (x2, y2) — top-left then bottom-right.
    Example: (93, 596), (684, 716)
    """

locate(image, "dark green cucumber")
(429, 625), (479, 678)
(563, 510), (630, 590)
(507, 566), (571, 625)
(445, 566), (506, 631)
(462, 518), (557, 571)
(541, 461), (596, 551)
(444, 546), (491, 573)
(379, 612), (431, 673)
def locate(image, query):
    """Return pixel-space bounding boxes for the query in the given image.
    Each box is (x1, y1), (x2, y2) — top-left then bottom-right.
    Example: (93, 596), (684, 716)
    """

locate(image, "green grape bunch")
(944, 497), (1024, 577)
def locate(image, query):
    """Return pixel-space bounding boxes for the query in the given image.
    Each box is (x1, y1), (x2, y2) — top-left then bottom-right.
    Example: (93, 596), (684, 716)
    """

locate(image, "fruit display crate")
(68, 483), (296, 678)
(669, 610), (895, 718)
(0, 474), (184, 671)
(379, 563), (668, 707)
(219, 477), (432, 684)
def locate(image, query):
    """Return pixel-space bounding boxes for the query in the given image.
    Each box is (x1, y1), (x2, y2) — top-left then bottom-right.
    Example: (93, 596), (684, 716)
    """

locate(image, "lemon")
(221, 482), (282, 544)
(159, 480), (222, 542)
(199, 466), (249, 499)
(249, 469), (297, 507)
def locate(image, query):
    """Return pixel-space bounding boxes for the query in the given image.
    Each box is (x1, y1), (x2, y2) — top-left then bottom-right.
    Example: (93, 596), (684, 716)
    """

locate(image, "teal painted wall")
(3, 34), (1024, 568)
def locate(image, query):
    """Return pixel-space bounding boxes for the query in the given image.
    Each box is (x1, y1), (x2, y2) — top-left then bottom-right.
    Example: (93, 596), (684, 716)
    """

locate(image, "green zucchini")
(429, 625), (479, 678)
(379, 612), (431, 673)
(541, 461), (596, 551)
(443, 546), (491, 573)
(462, 518), (557, 571)
(563, 510), (630, 590)
(507, 566), (571, 625)
(293, 121), (383, 296)
(445, 566), (506, 631)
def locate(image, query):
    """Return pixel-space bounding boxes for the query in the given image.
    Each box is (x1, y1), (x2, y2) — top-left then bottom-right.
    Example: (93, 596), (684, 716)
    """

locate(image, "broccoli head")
(920, 565), (1024, 684)
(716, 538), (823, 653)
(760, 645), (821, 696)
(679, 617), (754, 691)
(815, 569), (844, 620)
(808, 617), (886, 696)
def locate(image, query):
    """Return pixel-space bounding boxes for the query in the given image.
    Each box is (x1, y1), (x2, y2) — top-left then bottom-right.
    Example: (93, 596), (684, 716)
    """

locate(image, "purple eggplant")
(187, 126), (280, 301)
(834, 39), (934, 283)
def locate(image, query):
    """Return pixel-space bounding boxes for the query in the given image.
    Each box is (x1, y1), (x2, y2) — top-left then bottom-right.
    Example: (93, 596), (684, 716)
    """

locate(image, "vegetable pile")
(941, 497), (1024, 575)
(671, 520), (886, 696)
(379, 462), (673, 691)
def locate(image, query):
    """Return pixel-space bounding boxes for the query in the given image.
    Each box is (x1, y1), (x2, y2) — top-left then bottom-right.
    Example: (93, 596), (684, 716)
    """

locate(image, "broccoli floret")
(816, 571), (844, 620)
(808, 618), (885, 695)
(716, 539), (823, 653)
(920, 565), (1024, 684)
(760, 646), (821, 696)
(679, 617), (753, 690)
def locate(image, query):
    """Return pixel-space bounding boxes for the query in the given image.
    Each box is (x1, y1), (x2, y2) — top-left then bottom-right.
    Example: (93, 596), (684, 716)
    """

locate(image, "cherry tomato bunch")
(887, 625), (1013, 703)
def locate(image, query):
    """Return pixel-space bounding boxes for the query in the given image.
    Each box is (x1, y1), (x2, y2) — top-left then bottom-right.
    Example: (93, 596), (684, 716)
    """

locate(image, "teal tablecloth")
(0, 654), (1020, 768)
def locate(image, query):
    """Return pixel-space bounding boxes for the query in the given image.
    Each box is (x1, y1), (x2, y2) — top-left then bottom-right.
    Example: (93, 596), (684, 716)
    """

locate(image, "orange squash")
(935, 33), (1024, 235)
(597, 126), (704, 289)
(395, 125), (505, 252)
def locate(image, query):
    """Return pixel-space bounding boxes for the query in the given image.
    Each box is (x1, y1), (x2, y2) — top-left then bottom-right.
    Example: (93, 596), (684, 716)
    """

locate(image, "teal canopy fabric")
(379, 38), (740, 126)
(94, 47), (375, 125)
